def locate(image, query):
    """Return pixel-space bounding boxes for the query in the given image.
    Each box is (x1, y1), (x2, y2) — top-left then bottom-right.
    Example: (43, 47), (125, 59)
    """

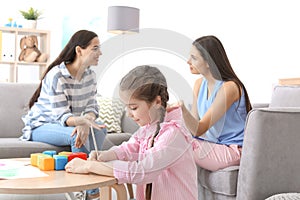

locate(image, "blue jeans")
(31, 122), (107, 196)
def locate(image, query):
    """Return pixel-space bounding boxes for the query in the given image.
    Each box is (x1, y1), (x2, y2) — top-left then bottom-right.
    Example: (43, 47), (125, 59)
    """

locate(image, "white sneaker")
(65, 191), (86, 200)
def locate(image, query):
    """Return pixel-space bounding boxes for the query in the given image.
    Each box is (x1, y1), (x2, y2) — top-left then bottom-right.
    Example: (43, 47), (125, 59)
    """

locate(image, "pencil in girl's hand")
(90, 126), (99, 160)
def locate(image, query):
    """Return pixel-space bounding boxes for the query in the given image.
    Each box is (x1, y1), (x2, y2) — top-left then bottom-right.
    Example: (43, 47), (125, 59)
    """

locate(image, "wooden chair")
(127, 183), (134, 199)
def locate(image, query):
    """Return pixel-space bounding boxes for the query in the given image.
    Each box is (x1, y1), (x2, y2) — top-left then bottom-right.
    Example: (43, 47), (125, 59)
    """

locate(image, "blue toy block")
(43, 150), (57, 157)
(53, 155), (68, 170)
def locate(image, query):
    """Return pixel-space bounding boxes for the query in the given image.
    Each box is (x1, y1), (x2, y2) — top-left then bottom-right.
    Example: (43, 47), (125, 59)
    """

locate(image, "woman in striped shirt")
(65, 65), (198, 200)
(21, 30), (107, 199)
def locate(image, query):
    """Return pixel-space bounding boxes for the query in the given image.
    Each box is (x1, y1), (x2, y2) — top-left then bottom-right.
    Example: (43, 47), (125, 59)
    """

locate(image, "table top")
(0, 158), (117, 194)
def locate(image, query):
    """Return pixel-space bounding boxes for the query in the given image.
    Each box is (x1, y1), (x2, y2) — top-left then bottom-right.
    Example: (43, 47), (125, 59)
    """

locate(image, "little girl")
(65, 65), (197, 200)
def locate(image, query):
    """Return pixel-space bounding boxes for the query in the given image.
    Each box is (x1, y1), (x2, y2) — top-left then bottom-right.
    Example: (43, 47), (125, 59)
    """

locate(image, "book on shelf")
(1, 32), (15, 61)
(278, 78), (300, 85)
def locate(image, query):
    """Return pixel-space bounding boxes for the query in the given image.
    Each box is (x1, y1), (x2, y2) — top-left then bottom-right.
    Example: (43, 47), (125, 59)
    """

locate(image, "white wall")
(1, 0), (299, 103)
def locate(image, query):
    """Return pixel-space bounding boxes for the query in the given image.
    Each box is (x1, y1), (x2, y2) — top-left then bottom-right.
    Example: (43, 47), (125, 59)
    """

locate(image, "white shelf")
(0, 27), (50, 82)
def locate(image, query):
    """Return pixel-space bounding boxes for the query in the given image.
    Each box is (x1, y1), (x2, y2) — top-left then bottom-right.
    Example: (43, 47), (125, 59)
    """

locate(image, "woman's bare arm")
(182, 81), (241, 137)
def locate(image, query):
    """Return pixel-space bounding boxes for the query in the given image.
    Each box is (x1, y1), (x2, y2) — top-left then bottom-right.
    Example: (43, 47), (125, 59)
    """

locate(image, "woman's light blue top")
(196, 78), (247, 146)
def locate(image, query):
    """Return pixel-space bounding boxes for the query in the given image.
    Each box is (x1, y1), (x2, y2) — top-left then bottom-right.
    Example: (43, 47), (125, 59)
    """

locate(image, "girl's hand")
(89, 150), (117, 162)
(65, 158), (90, 174)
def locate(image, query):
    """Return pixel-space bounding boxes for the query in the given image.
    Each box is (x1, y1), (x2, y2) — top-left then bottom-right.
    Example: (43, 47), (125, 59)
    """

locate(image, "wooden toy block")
(68, 152), (87, 162)
(37, 154), (51, 169)
(58, 151), (72, 157)
(53, 155), (68, 170)
(58, 151), (72, 161)
(43, 150), (57, 157)
(38, 156), (54, 171)
(30, 153), (44, 167)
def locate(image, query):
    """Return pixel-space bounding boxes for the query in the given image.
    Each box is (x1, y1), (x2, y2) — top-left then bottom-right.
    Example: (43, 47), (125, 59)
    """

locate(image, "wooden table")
(0, 158), (127, 200)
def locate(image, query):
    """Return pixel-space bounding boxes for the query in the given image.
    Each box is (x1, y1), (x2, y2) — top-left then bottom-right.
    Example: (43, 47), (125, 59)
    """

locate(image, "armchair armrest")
(237, 108), (300, 200)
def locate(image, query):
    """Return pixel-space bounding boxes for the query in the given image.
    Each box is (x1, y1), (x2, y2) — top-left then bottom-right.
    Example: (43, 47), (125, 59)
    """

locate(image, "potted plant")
(19, 7), (43, 29)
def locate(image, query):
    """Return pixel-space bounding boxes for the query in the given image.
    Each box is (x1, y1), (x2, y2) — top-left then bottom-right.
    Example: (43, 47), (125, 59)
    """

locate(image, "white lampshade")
(107, 6), (140, 34)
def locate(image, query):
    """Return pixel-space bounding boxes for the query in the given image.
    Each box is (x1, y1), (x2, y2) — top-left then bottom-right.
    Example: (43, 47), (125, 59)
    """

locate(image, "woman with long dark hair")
(171, 35), (251, 171)
(21, 30), (107, 200)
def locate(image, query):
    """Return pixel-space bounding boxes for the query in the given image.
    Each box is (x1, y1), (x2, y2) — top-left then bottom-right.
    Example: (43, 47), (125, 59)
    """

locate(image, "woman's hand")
(65, 157), (90, 174)
(89, 150), (117, 162)
(74, 116), (106, 130)
(71, 116), (106, 148)
(72, 124), (90, 148)
(166, 100), (183, 113)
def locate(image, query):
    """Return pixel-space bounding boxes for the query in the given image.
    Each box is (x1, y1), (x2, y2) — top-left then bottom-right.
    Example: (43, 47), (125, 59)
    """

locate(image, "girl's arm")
(65, 131), (142, 177)
(113, 126), (191, 184)
(110, 131), (142, 161)
(66, 124), (192, 184)
(65, 158), (114, 177)
(88, 131), (142, 162)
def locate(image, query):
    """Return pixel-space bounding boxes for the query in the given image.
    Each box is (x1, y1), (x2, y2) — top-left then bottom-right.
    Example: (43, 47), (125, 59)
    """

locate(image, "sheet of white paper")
(0, 160), (48, 179)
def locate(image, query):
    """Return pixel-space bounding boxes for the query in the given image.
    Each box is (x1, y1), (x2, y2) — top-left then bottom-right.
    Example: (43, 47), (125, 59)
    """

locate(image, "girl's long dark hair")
(29, 30), (98, 108)
(193, 35), (252, 112)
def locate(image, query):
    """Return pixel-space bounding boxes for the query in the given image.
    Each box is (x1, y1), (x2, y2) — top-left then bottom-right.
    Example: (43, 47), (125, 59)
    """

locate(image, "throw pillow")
(96, 96), (125, 133)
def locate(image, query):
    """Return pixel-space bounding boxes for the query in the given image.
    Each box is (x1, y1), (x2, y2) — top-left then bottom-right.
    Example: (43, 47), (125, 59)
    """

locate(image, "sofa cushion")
(0, 83), (38, 138)
(97, 96), (124, 133)
(0, 134), (131, 158)
(0, 138), (70, 159)
(198, 165), (239, 196)
(102, 133), (132, 150)
(270, 85), (300, 107)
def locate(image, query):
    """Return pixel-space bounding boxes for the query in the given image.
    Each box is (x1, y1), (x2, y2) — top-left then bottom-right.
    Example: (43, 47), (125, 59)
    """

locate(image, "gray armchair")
(198, 85), (300, 200)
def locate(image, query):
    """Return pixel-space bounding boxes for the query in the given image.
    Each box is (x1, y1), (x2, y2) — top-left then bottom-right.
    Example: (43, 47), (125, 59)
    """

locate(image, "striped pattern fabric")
(97, 96), (124, 133)
(21, 62), (98, 141)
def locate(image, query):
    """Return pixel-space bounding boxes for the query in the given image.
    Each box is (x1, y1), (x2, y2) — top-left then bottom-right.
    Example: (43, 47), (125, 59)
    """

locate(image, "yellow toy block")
(58, 151), (72, 158)
(58, 151), (72, 155)
(37, 154), (51, 169)
(30, 153), (44, 167)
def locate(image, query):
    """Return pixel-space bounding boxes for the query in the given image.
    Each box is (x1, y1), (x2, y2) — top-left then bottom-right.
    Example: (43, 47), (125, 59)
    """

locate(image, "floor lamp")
(107, 6), (139, 200)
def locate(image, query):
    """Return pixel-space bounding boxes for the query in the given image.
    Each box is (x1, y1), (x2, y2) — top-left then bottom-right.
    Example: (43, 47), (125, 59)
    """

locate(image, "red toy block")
(67, 152), (87, 162)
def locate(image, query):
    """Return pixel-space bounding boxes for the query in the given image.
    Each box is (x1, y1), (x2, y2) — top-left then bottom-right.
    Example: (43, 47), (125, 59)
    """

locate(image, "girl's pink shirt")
(112, 108), (198, 200)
